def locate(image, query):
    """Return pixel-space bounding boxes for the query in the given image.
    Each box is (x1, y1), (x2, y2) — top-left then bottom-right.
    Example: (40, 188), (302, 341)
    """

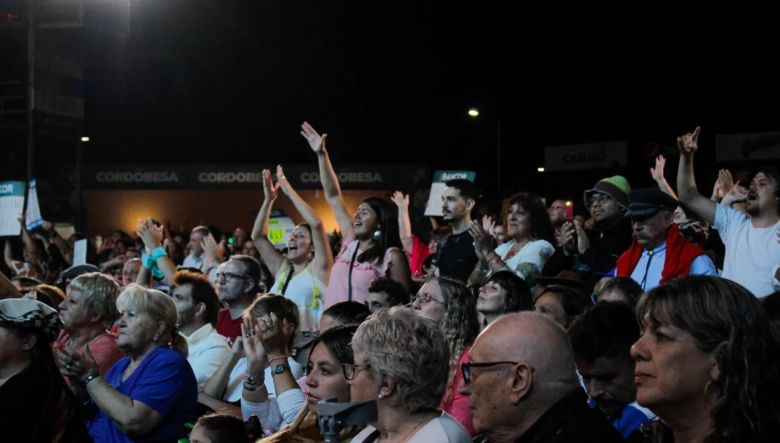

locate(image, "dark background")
(1, 2), (778, 220)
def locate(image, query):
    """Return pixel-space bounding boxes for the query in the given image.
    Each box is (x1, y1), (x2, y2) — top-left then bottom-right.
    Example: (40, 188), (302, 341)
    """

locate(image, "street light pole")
(26, 0), (36, 183)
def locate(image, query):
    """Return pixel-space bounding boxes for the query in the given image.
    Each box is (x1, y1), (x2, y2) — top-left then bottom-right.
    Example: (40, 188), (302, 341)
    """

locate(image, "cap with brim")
(626, 188), (679, 220)
(63, 264), (102, 280)
(535, 270), (589, 296)
(0, 298), (62, 343)
(583, 176), (631, 210)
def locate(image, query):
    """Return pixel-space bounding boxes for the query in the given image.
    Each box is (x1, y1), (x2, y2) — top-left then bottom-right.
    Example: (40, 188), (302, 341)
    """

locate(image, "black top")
(435, 230), (479, 283)
(515, 389), (624, 443)
(0, 363), (92, 443)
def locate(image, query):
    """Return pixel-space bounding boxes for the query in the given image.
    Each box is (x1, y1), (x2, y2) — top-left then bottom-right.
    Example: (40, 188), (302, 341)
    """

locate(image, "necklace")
(396, 415), (430, 443)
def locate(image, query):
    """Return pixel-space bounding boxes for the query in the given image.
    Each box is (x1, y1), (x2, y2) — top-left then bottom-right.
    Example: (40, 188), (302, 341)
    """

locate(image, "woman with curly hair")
(469, 192), (555, 288)
(411, 276), (481, 436)
(631, 276), (780, 442)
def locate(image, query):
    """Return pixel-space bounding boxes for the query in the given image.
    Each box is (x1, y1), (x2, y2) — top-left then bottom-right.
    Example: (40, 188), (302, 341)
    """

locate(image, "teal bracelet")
(83, 373), (101, 385)
(150, 246), (167, 260)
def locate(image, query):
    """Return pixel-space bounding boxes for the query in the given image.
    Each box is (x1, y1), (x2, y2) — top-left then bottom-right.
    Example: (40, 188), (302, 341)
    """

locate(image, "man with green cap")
(542, 175), (633, 291)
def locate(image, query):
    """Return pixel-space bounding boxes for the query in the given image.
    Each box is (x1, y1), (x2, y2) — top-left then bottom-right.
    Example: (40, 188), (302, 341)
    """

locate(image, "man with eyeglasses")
(615, 189), (716, 291)
(214, 255), (263, 344)
(543, 176), (633, 292)
(459, 312), (622, 442)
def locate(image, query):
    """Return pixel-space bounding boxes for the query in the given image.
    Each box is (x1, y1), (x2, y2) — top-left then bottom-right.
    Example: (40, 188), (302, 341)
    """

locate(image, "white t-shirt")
(269, 264), (325, 332)
(493, 239), (554, 281)
(183, 323), (231, 387)
(714, 204), (780, 297)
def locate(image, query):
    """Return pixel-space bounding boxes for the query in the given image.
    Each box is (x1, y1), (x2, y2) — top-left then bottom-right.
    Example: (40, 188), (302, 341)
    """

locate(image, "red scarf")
(616, 224), (705, 285)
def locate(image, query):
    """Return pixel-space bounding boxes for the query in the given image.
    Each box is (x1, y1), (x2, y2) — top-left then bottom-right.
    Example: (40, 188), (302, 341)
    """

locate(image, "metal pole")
(26, 0), (35, 183)
(496, 120), (502, 194)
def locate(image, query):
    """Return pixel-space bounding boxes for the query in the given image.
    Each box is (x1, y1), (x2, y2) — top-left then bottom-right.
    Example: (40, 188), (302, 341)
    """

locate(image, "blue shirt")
(629, 242), (717, 291)
(589, 399), (656, 439)
(88, 346), (198, 443)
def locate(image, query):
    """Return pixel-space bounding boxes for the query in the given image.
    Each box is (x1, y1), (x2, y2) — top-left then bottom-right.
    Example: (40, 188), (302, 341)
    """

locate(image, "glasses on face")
(588, 194), (612, 208)
(461, 361), (519, 384)
(341, 362), (370, 381)
(413, 292), (445, 305)
(215, 271), (248, 282)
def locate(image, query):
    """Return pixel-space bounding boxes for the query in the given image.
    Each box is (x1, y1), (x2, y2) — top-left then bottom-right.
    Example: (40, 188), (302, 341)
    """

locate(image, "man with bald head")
(460, 312), (622, 442)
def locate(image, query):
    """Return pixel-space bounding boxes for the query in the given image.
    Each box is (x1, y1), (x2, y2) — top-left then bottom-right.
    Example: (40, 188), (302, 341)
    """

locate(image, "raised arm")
(676, 126), (716, 224)
(41, 221), (73, 265)
(391, 191), (414, 253)
(650, 155), (678, 199)
(250, 169), (286, 276)
(136, 218), (177, 284)
(300, 121), (354, 238)
(0, 269), (21, 299)
(276, 165), (333, 282)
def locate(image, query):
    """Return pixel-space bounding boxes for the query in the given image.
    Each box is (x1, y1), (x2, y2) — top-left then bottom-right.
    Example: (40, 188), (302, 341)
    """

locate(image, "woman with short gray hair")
(348, 308), (471, 442)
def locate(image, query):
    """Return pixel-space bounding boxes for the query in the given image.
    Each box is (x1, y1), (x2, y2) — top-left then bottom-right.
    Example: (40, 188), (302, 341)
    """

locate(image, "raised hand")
(137, 218), (163, 250)
(391, 191), (409, 210)
(573, 218), (590, 254)
(276, 165), (291, 196)
(57, 345), (99, 383)
(718, 169), (735, 193)
(262, 169), (281, 202)
(241, 316), (268, 377)
(556, 222), (576, 251)
(201, 232), (223, 261)
(481, 215), (497, 238)
(300, 121), (327, 154)
(677, 126), (701, 156)
(469, 220), (495, 257)
(650, 155), (667, 182)
(721, 180), (749, 207)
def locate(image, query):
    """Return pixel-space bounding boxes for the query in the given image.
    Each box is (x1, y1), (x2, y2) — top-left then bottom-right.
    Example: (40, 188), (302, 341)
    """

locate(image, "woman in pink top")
(52, 272), (124, 382)
(300, 122), (411, 306)
(410, 276), (481, 436)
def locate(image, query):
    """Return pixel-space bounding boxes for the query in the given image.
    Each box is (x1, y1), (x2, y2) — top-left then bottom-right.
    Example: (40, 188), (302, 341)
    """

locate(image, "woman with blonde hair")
(62, 283), (198, 443)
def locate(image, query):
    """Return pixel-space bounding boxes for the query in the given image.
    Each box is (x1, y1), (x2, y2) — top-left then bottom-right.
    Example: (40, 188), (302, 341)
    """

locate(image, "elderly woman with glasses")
(61, 284), (197, 443)
(349, 307), (472, 442)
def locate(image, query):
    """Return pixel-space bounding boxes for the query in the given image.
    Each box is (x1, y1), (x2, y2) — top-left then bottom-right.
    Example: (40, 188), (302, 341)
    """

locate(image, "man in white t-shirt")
(676, 126), (780, 297)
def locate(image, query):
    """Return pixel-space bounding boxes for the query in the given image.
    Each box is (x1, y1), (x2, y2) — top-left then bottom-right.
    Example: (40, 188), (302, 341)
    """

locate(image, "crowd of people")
(1, 123), (780, 442)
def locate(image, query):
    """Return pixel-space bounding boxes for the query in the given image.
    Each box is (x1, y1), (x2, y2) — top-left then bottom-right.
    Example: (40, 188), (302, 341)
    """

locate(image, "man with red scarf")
(616, 189), (716, 291)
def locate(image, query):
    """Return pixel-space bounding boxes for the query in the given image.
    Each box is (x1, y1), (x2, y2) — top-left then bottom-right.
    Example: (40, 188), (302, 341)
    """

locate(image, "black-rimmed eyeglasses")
(341, 362), (370, 381)
(461, 361), (518, 384)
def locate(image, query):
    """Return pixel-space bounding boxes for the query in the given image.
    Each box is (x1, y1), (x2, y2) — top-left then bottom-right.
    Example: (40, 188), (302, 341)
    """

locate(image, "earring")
(372, 228), (382, 242)
(378, 393), (385, 399)
(153, 335), (160, 343)
(703, 380), (714, 397)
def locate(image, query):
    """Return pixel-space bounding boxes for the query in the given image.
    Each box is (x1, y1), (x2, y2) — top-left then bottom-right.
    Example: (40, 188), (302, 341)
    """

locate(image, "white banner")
(715, 131), (780, 161)
(544, 141), (627, 171)
(73, 239), (87, 266)
(25, 178), (43, 231)
(0, 181), (25, 236)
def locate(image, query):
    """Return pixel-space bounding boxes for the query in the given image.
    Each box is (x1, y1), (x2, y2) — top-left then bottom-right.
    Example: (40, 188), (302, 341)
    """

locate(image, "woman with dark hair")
(301, 122), (411, 306)
(534, 284), (588, 329)
(256, 325), (363, 442)
(189, 413), (250, 443)
(476, 270), (533, 326)
(411, 277), (481, 435)
(252, 165), (334, 363)
(0, 298), (90, 442)
(631, 276), (780, 442)
(469, 192), (555, 287)
(595, 276), (643, 308)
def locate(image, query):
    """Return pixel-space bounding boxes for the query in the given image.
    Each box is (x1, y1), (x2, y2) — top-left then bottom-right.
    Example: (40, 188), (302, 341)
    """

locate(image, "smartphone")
(565, 200), (574, 222)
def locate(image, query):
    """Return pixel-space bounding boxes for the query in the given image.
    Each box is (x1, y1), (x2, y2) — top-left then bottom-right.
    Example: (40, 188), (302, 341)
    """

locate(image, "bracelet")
(83, 373), (101, 385)
(243, 373), (264, 391)
(150, 246), (167, 260)
(267, 354), (288, 363)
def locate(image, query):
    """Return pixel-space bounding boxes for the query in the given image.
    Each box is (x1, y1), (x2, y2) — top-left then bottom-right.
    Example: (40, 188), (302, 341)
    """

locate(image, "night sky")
(2, 3), (779, 207)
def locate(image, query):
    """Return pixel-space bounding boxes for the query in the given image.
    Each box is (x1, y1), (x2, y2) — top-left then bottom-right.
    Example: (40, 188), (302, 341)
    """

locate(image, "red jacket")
(616, 224), (704, 285)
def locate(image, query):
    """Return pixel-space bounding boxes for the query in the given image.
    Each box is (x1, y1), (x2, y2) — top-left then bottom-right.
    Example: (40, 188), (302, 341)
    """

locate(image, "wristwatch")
(272, 363), (288, 375)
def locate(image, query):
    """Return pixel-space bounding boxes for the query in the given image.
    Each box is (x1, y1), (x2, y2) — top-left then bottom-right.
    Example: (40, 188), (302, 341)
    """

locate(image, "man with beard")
(615, 189), (716, 291)
(676, 126), (780, 296)
(543, 176), (633, 291)
(434, 179), (481, 282)
(171, 270), (230, 386)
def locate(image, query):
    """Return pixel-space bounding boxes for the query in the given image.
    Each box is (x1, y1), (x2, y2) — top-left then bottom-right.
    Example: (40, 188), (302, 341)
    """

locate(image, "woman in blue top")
(63, 283), (197, 443)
